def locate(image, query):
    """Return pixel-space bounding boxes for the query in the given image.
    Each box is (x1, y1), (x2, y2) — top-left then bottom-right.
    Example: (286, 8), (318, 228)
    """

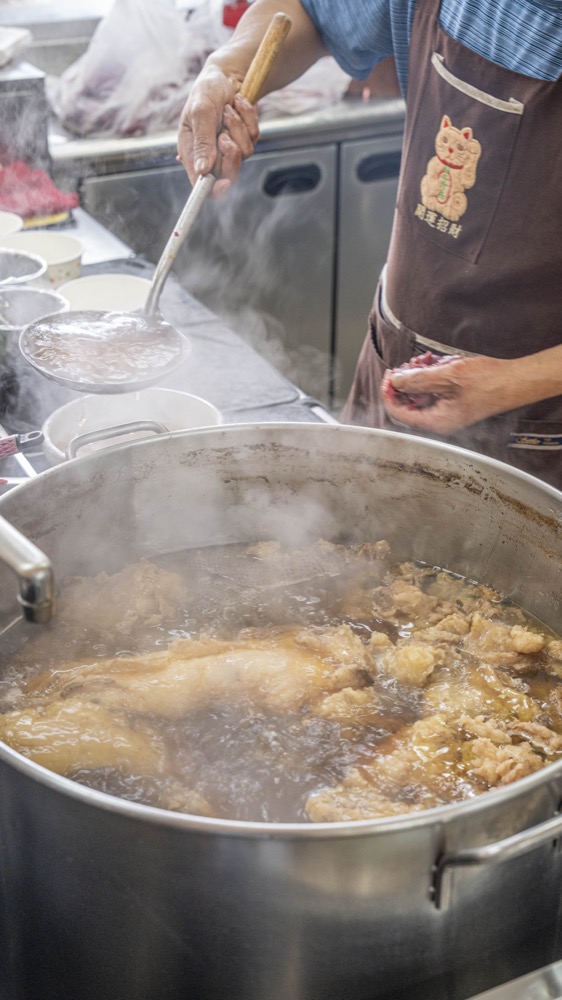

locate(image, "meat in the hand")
(383, 351), (460, 410)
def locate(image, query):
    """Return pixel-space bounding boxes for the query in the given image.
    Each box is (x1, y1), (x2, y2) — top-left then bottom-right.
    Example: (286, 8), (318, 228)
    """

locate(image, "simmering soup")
(0, 538), (561, 823)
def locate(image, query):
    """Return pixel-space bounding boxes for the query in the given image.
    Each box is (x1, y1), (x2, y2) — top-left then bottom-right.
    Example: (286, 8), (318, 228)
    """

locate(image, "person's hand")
(176, 2), (327, 196)
(381, 354), (518, 434)
(177, 69), (260, 197)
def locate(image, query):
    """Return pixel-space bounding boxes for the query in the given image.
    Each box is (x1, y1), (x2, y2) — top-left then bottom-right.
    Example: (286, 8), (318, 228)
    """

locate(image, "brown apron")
(341, 0), (562, 491)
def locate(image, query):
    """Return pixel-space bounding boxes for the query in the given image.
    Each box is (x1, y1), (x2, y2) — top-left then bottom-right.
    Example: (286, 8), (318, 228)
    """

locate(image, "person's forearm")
(203, 0), (327, 97)
(507, 344), (562, 409)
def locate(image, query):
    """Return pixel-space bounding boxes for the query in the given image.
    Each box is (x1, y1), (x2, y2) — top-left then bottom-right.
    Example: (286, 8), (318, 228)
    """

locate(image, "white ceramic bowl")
(59, 273), (151, 312)
(0, 231), (82, 287)
(0, 211), (23, 239)
(42, 388), (223, 464)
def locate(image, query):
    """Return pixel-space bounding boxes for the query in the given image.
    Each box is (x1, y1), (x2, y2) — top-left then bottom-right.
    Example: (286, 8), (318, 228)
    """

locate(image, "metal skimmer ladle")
(19, 12), (292, 396)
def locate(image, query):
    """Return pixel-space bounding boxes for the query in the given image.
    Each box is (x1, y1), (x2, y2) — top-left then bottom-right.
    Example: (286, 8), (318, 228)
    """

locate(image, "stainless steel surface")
(70, 207), (134, 266)
(434, 809), (562, 910)
(0, 2), (111, 30)
(1, 250), (332, 455)
(0, 425), (561, 1000)
(3, 9), (105, 80)
(0, 248), (46, 286)
(67, 419), (168, 459)
(145, 173), (215, 317)
(50, 100), (406, 176)
(82, 145), (339, 403)
(75, 113), (403, 406)
(170, 144), (339, 404)
(0, 285), (68, 332)
(0, 511), (53, 621)
(469, 959), (562, 999)
(19, 307), (190, 394)
(0, 59), (49, 170)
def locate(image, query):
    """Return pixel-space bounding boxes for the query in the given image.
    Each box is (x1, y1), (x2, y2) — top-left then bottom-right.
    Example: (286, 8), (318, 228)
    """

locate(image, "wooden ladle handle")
(239, 12), (292, 104)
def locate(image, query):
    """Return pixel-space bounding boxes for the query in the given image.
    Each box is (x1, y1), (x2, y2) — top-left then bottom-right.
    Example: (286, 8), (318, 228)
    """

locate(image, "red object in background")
(0, 161), (79, 219)
(223, 1), (250, 28)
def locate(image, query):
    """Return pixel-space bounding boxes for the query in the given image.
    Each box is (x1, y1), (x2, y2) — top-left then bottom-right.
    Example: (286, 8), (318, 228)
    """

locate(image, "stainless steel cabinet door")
(334, 136), (402, 407)
(81, 144), (337, 403)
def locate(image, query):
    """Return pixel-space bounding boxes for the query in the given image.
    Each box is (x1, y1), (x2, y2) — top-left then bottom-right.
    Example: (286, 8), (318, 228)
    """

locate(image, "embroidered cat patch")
(420, 115), (481, 222)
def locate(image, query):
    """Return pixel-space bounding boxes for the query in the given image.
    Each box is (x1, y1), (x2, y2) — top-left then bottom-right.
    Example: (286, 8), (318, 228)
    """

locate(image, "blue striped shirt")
(299, 0), (562, 93)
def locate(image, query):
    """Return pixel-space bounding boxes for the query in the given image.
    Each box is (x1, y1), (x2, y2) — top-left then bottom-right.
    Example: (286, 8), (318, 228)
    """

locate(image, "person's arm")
(177, 0), (327, 195)
(381, 345), (562, 434)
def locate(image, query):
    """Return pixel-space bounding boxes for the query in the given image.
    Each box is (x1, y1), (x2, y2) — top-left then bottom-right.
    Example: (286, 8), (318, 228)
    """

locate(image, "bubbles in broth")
(0, 538), (561, 823)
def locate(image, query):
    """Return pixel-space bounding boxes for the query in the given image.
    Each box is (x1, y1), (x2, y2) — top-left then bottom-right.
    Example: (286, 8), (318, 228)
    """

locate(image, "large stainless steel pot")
(0, 423), (561, 1000)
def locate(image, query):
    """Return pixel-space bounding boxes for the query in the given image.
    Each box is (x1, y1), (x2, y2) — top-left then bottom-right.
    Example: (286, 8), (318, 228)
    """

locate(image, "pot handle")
(0, 514), (54, 623)
(67, 420), (169, 459)
(432, 808), (562, 910)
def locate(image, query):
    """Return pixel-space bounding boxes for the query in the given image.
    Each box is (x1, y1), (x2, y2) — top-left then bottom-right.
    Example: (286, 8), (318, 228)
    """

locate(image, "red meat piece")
(383, 351), (460, 410)
(0, 161), (79, 218)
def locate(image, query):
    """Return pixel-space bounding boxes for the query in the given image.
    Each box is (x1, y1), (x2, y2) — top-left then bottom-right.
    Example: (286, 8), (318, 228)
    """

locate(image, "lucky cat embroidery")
(420, 115), (482, 222)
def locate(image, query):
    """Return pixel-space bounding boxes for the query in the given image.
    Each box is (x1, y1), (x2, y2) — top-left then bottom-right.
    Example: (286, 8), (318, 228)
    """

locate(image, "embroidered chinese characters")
(421, 115), (481, 223)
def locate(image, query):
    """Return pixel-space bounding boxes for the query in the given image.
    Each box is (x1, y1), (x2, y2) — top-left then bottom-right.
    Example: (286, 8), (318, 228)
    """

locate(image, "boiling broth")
(0, 539), (561, 823)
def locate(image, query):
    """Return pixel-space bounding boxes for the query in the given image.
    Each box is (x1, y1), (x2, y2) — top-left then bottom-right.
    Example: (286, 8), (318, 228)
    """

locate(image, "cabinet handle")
(356, 151), (401, 183)
(263, 164), (322, 197)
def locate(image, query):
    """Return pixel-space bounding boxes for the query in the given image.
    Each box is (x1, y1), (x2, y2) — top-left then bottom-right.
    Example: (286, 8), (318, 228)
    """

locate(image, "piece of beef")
(383, 351), (460, 410)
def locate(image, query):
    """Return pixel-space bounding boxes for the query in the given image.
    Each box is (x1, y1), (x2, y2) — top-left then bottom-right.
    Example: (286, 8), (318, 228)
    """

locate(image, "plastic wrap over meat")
(47, 0), (225, 139)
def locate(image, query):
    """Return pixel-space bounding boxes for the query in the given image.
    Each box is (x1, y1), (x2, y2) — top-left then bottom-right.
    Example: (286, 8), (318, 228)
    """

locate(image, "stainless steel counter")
(67, 206), (133, 266)
(469, 959), (562, 999)
(48, 98), (406, 178)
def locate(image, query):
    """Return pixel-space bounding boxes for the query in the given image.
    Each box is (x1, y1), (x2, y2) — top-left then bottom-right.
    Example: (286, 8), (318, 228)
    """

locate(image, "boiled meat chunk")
(0, 699), (166, 775)
(24, 624), (372, 718)
(14, 560), (190, 669)
(56, 559), (189, 635)
(0, 623), (374, 819)
(376, 642), (438, 686)
(465, 738), (543, 786)
(0, 698), (214, 815)
(306, 714), (457, 821)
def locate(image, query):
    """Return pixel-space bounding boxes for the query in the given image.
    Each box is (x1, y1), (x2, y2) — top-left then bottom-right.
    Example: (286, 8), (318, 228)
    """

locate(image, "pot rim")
(3, 419), (562, 502)
(2, 420), (562, 501)
(0, 422), (560, 837)
(2, 736), (562, 839)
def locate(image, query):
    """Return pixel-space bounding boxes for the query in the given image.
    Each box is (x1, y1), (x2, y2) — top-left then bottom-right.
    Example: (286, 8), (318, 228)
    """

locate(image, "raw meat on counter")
(0, 161), (79, 224)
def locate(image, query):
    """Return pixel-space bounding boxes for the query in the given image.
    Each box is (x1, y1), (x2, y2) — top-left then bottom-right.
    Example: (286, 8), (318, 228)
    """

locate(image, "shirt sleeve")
(299, 0), (396, 79)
